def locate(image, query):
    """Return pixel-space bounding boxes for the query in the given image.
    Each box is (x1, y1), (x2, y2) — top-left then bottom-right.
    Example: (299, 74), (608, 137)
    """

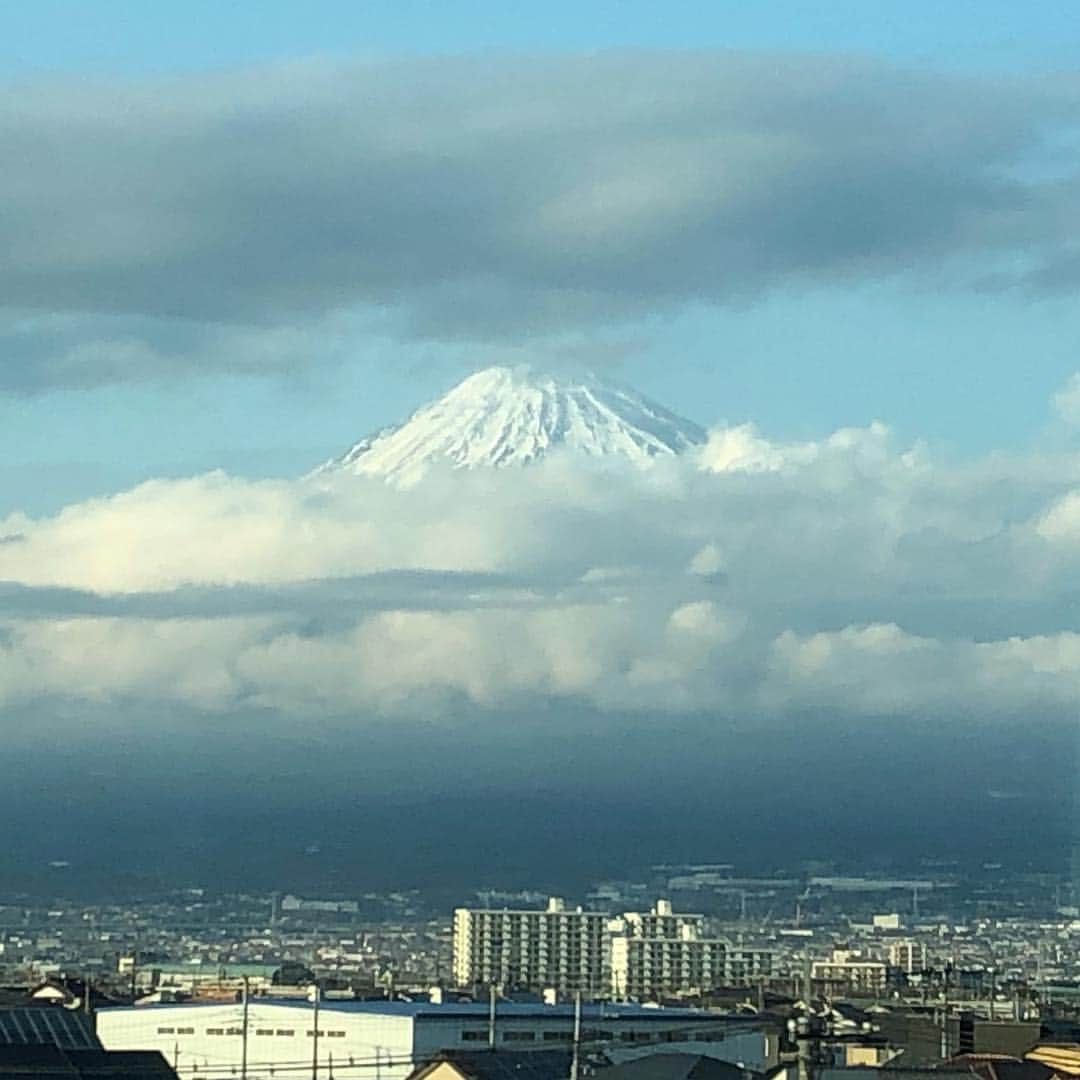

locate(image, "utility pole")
(794, 1014), (826, 1080)
(795, 1020), (811, 1080)
(570, 991), (582, 1080)
(488, 984), (497, 1050)
(311, 983), (321, 1080)
(940, 964), (950, 1060)
(241, 976), (249, 1080)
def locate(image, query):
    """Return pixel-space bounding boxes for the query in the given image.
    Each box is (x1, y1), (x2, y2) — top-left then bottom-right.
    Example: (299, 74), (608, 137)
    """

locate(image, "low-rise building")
(811, 951), (887, 996)
(96, 999), (770, 1080)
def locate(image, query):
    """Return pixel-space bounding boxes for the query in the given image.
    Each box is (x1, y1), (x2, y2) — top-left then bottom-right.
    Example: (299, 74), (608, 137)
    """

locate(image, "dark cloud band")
(1, 53), (1079, 389)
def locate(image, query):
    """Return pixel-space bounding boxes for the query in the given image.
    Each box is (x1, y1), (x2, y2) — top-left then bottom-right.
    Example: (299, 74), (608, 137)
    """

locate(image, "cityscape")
(6, 6), (1080, 1080)
(6, 860), (1080, 1080)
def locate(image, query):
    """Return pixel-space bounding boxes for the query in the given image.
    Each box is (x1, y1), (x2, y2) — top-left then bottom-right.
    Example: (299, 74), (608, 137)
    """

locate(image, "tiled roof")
(0, 1011), (100, 1052)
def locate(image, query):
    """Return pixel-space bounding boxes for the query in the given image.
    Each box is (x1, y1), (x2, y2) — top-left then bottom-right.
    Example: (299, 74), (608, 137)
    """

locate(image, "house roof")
(99, 1000), (736, 1024)
(0, 1046), (176, 1080)
(595, 1052), (756, 1080)
(409, 1050), (574, 1080)
(949, 1057), (1057, 1080)
(1026, 1046), (1080, 1076)
(0, 1011), (100, 1051)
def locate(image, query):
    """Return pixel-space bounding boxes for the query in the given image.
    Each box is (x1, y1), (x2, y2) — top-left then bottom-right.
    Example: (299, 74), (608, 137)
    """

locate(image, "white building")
(617, 899), (704, 940)
(96, 999), (769, 1080)
(610, 935), (727, 999)
(453, 897), (772, 1002)
(609, 901), (773, 999)
(887, 940), (927, 975)
(811, 949), (887, 995)
(452, 897), (608, 997)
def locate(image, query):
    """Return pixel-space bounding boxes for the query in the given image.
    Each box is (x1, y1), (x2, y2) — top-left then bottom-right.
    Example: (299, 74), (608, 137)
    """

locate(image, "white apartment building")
(454, 898), (773, 1001)
(609, 901), (773, 1000)
(452, 897), (608, 997)
(811, 949), (887, 995)
(618, 899), (704, 940)
(610, 934), (726, 999)
(887, 939), (927, 975)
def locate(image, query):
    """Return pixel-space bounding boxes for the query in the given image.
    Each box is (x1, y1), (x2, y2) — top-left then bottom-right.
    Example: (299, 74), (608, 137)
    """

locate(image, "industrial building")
(96, 999), (771, 1080)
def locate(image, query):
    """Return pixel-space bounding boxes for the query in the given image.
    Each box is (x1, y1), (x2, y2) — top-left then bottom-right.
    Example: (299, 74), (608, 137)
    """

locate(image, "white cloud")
(1037, 489), (1080, 541)
(764, 623), (1080, 717)
(1053, 372), (1080, 426)
(0, 615), (272, 709)
(5, 419), (1080, 721)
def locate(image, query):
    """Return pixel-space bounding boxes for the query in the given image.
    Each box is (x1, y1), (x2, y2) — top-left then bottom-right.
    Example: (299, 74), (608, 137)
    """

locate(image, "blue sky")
(2, 2), (1080, 514)
(4, 1), (1079, 74)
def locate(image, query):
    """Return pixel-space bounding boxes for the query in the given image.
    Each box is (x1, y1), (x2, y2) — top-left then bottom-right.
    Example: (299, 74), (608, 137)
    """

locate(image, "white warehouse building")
(96, 999), (771, 1080)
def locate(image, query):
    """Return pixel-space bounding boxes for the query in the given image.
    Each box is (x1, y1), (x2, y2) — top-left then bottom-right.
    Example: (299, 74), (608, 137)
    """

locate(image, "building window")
(276, 1030), (295, 1037)
(177, 1029), (195, 1036)
(206, 1029), (225, 1036)
(462, 1031), (488, 1042)
(504, 1032), (535, 1042)
(543, 1033), (569, 1042)
(256, 1030), (274, 1037)
(306, 1031), (325, 1038)
(157, 1028), (176, 1035)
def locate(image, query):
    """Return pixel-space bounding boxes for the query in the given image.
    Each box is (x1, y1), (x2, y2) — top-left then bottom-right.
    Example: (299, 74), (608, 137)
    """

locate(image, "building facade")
(811, 950), (887, 996)
(609, 901), (773, 999)
(452, 898), (608, 997)
(453, 898), (773, 1001)
(96, 999), (769, 1080)
(886, 941), (926, 975)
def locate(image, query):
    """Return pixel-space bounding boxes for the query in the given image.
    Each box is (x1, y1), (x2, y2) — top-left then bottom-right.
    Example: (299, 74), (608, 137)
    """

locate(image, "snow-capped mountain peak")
(317, 366), (705, 483)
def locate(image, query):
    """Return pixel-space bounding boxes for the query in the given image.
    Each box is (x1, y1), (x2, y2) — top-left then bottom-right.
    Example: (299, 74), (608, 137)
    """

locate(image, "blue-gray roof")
(99, 1000), (731, 1023)
(0, 1008), (101, 1050)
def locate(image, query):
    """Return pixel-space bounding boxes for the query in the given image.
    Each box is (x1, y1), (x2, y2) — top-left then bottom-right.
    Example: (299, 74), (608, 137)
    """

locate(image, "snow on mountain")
(317, 366), (705, 484)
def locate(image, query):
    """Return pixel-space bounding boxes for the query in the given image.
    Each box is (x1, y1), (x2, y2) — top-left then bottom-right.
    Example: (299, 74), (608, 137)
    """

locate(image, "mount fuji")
(317, 366), (705, 484)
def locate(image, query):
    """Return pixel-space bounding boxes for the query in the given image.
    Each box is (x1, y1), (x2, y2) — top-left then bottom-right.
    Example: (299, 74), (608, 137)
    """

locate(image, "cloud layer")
(6, 403), (1080, 723)
(3, 52), (1080, 388)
